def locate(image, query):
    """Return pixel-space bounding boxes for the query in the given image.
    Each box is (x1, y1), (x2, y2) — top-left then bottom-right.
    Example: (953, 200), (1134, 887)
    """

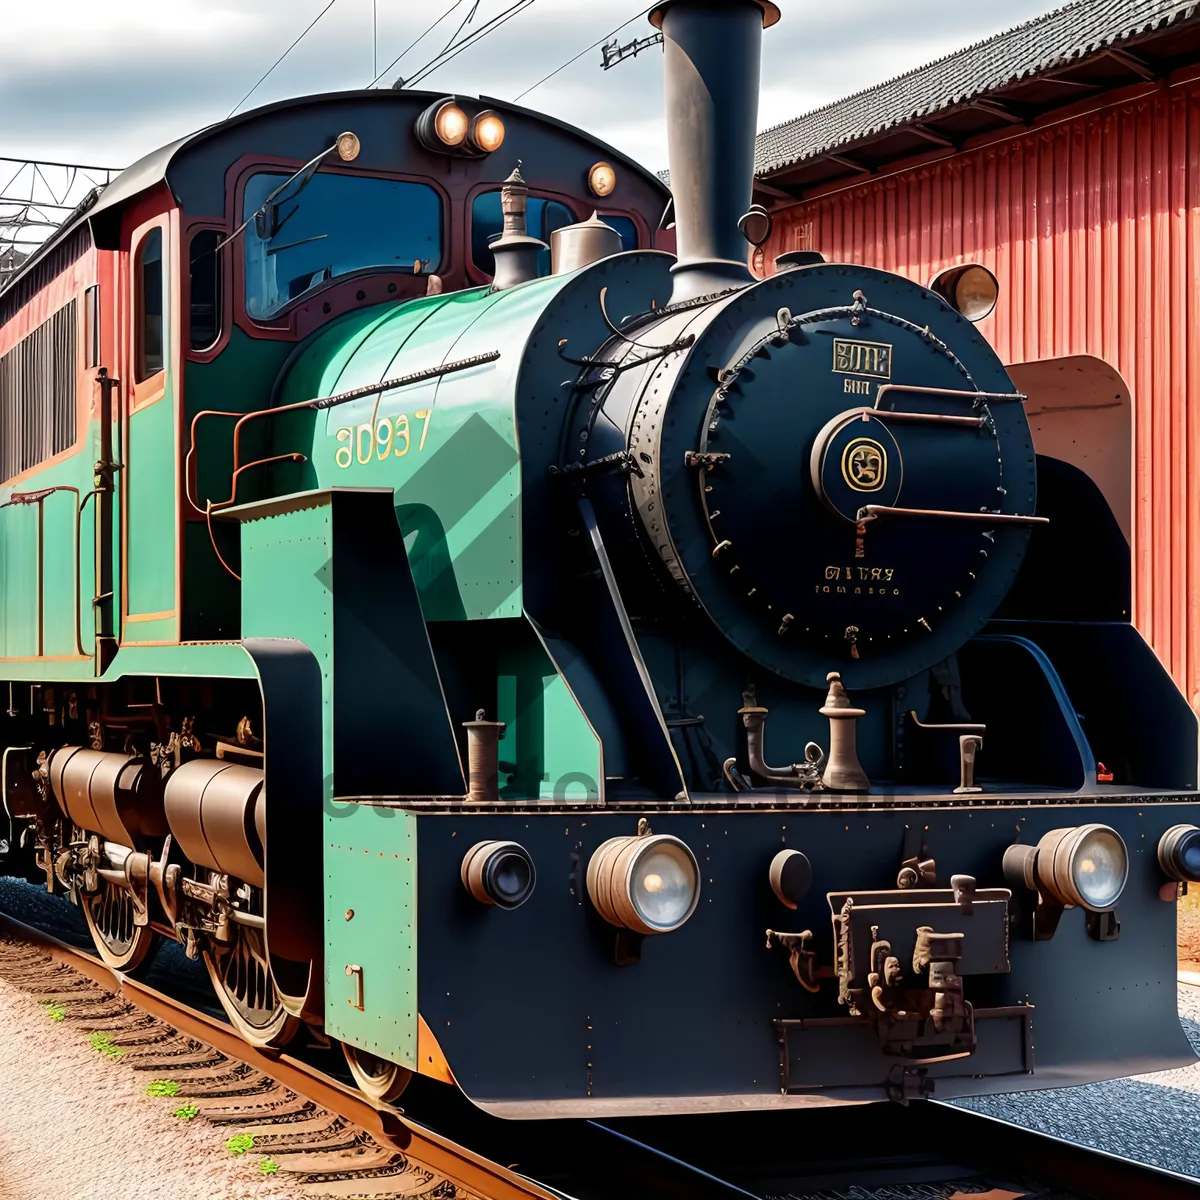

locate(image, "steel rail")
(2, 911), (1198, 1198)
(0, 911), (555, 1200)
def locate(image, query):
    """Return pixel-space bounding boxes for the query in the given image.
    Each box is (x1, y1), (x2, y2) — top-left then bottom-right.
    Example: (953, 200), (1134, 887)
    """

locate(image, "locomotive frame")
(2, 0), (1199, 1115)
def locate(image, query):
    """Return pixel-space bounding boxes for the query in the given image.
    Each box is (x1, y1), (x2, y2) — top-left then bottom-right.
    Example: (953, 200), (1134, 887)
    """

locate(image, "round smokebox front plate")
(650, 268), (1036, 691)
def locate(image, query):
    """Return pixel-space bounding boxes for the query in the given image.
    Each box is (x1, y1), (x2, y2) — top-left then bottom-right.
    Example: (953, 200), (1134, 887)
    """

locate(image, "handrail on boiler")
(184, 351), (501, 581)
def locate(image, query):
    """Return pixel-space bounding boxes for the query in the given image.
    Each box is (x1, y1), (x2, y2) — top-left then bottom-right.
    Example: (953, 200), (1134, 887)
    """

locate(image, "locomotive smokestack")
(651, 0), (780, 304)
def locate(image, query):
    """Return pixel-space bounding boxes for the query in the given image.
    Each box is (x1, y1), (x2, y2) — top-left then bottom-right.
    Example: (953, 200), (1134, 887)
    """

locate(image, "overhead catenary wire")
(438, 0), (484, 61)
(403, 0), (538, 90)
(513, 3), (657, 102)
(365, 0), (473, 89)
(228, 0), (342, 119)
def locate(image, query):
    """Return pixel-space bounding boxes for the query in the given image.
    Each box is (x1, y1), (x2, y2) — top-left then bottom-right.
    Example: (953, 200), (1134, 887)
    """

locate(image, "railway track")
(0, 916), (552, 1200)
(1, 901), (1197, 1200)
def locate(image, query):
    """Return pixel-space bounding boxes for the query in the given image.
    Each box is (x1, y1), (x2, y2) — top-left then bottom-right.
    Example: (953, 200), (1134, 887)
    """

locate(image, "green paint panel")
(102, 642), (257, 680)
(41, 490), (83, 656)
(322, 293), (456, 399)
(275, 304), (399, 411)
(126, 398), (176, 616)
(0, 440), (97, 665)
(273, 278), (575, 623)
(497, 631), (601, 801)
(238, 498), (335, 802)
(0, 503), (38, 658)
(323, 803), (417, 1065)
(231, 489), (454, 1060)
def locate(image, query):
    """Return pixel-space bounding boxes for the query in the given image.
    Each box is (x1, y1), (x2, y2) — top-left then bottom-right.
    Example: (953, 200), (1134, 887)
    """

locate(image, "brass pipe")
(851, 407), (985, 429)
(857, 505), (1048, 528)
(205, 453), (308, 581)
(227, 910), (266, 929)
(737, 698), (825, 789)
(874, 383), (1026, 411)
(216, 741), (264, 761)
(184, 408), (242, 515)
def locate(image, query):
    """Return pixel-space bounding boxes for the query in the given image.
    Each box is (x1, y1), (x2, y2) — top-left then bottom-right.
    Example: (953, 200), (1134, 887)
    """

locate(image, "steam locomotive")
(2, 0), (1199, 1114)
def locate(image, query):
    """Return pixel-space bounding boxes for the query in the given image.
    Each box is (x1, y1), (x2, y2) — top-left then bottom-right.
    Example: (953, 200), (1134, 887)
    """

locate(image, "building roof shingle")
(755, 0), (1200, 177)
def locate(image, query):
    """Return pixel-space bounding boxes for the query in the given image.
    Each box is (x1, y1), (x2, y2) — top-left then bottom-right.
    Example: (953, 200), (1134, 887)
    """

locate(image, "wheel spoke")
(202, 922), (299, 1049)
(83, 877), (154, 972)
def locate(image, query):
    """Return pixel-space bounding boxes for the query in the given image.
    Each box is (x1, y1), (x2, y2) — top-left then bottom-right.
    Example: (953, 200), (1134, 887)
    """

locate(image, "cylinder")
(823, 717), (869, 792)
(652, 0), (778, 302)
(462, 712), (506, 804)
(48, 746), (166, 847)
(551, 214), (622, 275)
(819, 672), (870, 792)
(163, 758), (266, 888)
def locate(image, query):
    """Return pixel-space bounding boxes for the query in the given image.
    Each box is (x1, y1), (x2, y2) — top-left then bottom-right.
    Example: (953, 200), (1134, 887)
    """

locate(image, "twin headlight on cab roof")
(417, 99), (506, 156)
(415, 98), (619, 199)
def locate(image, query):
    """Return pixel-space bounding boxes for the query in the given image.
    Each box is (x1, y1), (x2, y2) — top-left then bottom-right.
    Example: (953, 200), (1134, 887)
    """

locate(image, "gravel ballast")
(0, 972), (307, 1200)
(952, 987), (1200, 1179)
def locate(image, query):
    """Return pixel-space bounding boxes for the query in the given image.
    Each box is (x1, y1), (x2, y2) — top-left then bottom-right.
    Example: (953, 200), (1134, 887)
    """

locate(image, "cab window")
(471, 191), (574, 278)
(243, 172), (442, 319)
(135, 228), (164, 381)
(601, 214), (639, 252)
(189, 230), (222, 350)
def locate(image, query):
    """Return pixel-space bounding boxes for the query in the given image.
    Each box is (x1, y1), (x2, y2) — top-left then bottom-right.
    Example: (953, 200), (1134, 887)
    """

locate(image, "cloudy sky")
(3, 0), (1062, 174)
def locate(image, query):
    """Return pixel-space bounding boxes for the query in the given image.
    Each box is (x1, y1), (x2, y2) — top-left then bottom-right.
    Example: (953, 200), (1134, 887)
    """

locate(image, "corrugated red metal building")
(754, 0), (1200, 708)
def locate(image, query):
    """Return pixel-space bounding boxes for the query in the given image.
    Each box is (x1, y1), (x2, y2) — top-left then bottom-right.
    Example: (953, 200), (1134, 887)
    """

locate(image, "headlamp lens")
(470, 112), (505, 153)
(1158, 824), (1200, 883)
(434, 102), (469, 147)
(954, 264), (999, 322)
(632, 842), (697, 930)
(1070, 826), (1127, 910)
(588, 162), (617, 198)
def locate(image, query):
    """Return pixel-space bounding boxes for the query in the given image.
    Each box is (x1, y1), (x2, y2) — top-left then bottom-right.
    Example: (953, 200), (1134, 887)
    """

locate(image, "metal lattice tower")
(600, 32), (663, 70)
(0, 157), (121, 285)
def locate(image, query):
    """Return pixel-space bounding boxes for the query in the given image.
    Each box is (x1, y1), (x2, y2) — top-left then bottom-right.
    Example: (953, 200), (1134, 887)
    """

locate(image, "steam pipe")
(738, 700), (826, 789)
(651, 0), (780, 304)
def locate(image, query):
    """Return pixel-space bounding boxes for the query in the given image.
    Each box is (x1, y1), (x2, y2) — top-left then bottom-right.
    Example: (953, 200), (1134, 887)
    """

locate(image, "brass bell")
(819, 672), (870, 793)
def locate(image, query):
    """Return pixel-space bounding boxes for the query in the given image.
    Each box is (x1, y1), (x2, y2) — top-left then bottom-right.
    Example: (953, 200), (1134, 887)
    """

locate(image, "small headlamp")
(928, 262), (1000, 323)
(588, 162), (617, 199)
(461, 840), (536, 910)
(1159, 824), (1200, 884)
(470, 111), (506, 154)
(1004, 823), (1128, 940)
(434, 102), (469, 147)
(587, 830), (700, 936)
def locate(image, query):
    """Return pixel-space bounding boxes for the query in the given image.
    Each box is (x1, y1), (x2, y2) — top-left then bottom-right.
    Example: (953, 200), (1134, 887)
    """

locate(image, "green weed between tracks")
(88, 1032), (123, 1058)
(146, 1080), (180, 1097)
(173, 1103), (200, 1120)
(257, 1159), (280, 1175)
(41, 1000), (66, 1021)
(226, 1133), (255, 1156)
